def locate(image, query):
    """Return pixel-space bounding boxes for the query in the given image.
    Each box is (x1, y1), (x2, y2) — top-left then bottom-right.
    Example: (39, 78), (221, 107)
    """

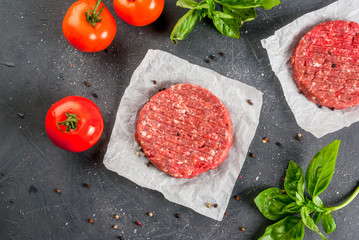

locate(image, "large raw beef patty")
(135, 84), (233, 178)
(291, 20), (359, 109)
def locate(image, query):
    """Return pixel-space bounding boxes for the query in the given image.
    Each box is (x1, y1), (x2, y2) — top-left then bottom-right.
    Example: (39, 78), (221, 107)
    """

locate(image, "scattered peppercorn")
(117, 236), (124, 240)
(213, 204), (218, 208)
(148, 212), (153, 217)
(206, 203), (211, 208)
(330, 107), (335, 111)
(175, 213), (181, 218)
(158, 88), (166, 92)
(135, 221), (142, 226)
(318, 105), (323, 109)
(88, 219), (94, 224)
(238, 175), (242, 179)
(262, 137), (269, 143)
(92, 93), (98, 98)
(247, 99), (254, 105)
(104, 48), (109, 53)
(205, 59), (210, 64)
(234, 195), (240, 200)
(332, 63), (336, 68)
(142, 152), (146, 156)
(82, 183), (90, 188)
(249, 153), (255, 158)
(152, 80), (157, 85)
(275, 142), (282, 147)
(219, 52), (225, 56)
(113, 225), (118, 229)
(17, 113), (25, 118)
(55, 189), (61, 194)
(224, 210), (228, 216)
(298, 91), (303, 94)
(295, 133), (302, 141)
(281, 189), (286, 194)
(114, 214), (120, 220)
(136, 152), (140, 156)
(84, 81), (91, 87)
(177, 132), (181, 136)
(240, 227), (246, 232)
(210, 55), (216, 60)
(138, 146), (142, 151)
(146, 161), (151, 167)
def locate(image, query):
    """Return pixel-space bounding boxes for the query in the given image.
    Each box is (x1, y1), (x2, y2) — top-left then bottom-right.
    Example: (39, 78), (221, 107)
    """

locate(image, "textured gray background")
(0, 0), (358, 239)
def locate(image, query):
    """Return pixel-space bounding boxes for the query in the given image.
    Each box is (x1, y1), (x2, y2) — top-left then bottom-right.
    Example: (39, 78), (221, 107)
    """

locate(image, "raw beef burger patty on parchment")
(135, 84), (233, 178)
(291, 20), (359, 109)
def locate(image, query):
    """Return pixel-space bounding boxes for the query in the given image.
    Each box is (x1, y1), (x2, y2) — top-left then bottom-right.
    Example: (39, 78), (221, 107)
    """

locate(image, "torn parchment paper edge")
(261, 0), (359, 138)
(103, 49), (263, 221)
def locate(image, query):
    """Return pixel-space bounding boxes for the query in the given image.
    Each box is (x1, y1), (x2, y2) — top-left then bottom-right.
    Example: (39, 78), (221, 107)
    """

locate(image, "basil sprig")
(254, 140), (359, 240)
(170, 0), (280, 43)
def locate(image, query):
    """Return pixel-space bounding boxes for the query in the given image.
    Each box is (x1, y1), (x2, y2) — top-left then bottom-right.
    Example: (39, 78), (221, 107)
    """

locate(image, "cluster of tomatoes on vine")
(62, 0), (165, 52)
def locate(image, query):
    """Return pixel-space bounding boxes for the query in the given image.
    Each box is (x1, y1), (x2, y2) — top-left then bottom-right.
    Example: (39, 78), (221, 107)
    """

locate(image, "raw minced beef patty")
(291, 20), (359, 109)
(135, 84), (233, 178)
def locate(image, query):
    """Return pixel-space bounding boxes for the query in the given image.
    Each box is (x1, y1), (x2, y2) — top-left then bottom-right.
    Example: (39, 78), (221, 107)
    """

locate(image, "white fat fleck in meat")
(313, 62), (321, 67)
(140, 131), (147, 137)
(177, 161), (183, 164)
(199, 157), (204, 161)
(173, 119), (179, 124)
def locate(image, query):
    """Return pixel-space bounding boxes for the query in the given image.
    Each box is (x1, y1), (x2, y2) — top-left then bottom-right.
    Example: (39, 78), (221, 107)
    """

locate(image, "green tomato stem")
(85, 0), (105, 28)
(57, 113), (80, 133)
(327, 185), (359, 212)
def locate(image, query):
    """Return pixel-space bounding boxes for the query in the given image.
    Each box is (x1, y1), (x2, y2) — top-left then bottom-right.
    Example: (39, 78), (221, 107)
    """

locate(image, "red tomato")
(62, 0), (117, 52)
(113, 0), (165, 27)
(45, 96), (104, 152)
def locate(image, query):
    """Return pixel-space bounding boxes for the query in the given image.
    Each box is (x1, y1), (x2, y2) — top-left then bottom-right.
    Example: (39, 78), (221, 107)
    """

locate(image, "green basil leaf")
(284, 161), (305, 201)
(211, 11), (240, 39)
(322, 213), (336, 234)
(214, 0), (280, 10)
(313, 196), (324, 208)
(176, 0), (200, 9)
(306, 200), (325, 213)
(258, 216), (305, 240)
(206, 0), (216, 11)
(222, 6), (256, 27)
(199, 8), (209, 20)
(296, 192), (305, 206)
(305, 140), (341, 198)
(254, 188), (295, 221)
(300, 207), (327, 240)
(313, 212), (323, 225)
(171, 9), (199, 44)
(282, 202), (301, 214)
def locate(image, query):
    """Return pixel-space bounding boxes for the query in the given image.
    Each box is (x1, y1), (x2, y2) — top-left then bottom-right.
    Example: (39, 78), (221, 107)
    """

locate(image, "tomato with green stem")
(113, 0), (165, 27)
(62, 0), (117, 52)
(45, 96), (104, 152)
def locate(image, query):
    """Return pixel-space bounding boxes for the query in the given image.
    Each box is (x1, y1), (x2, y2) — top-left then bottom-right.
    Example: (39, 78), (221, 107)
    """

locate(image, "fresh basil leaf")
(214, 0), (280, 10)
(258, 216), (305, 240)
(300, 207), (327, 240)
(206, 0), (216, 11)
(282, 202), (301, 214)
(284, 161), (305, 201)
(254, 188), (295, 221)
(313, 196), (324, 208)
(313, 212), (323, 225)
(211, 11), (240, 39)
(199, 8), (209, 20)
(305, 140), (341, 198)
(306, 200), (325, 213)
(222, 6), (256, 27)
(176, 0), (200, 9)
(296, 192), (305, 206)
(171, 9), (199, 44)
(322, 213), (336, 234)
(261, 0), (281, 10)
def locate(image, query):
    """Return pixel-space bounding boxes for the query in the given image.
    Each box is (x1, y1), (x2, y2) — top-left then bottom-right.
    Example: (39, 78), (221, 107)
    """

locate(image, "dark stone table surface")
(1, 0), (358, 239)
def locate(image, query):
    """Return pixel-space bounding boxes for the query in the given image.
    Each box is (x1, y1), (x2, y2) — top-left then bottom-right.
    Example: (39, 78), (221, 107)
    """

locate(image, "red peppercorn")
(135, 221), (142, 226)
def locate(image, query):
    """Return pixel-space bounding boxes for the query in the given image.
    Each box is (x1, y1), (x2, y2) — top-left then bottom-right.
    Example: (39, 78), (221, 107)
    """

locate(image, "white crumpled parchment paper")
(103, 49), (262, 221)
(261, 0), (359, 138)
